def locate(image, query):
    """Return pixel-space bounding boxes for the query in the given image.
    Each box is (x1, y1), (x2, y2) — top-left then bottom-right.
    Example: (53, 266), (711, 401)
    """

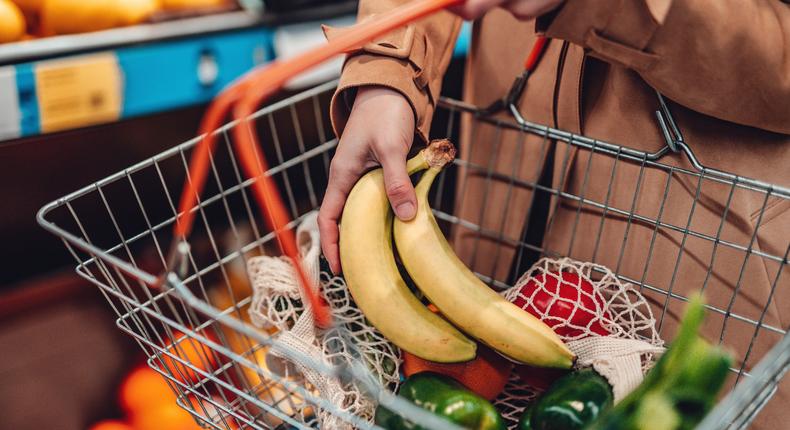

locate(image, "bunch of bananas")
(339, 140), (575, 368)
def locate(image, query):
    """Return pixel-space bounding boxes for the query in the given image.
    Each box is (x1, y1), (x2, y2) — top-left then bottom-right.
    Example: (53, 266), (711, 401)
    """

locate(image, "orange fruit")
(402, 343), (514, 400)
(88, 420), (134, 430)
(188, 395), (240, 430)
(40, 0), (158, 35)
(160, 0), (228, 11)
(119, 366), (176, 415)
(132, 400), (203, 430)
(116, 0), (160, 26)
(160, 331), (220, 385)
(10, 0), (43, 14)
(0, 0), (25, 42)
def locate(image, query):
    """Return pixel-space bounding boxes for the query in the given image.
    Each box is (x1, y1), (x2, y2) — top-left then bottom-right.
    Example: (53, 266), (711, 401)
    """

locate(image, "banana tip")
(424, 139), (456, 169)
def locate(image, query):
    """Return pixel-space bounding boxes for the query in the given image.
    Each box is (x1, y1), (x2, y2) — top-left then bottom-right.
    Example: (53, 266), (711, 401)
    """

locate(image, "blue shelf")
(4, 26), (272, 139)
(14, 63), (39, 137)
(119, 29), (272, 118)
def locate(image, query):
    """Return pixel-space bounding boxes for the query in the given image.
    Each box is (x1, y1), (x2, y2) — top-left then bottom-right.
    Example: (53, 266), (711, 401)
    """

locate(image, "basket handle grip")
(171, 0), (464, 328)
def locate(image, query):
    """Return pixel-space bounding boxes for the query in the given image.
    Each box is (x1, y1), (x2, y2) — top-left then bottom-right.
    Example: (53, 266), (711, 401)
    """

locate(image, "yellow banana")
(393, 140), (575, 369)
(339, 141), (476, 363)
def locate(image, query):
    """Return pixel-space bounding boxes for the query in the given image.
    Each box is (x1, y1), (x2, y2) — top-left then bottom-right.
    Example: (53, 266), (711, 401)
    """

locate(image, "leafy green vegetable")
(585, 295), (732, 430)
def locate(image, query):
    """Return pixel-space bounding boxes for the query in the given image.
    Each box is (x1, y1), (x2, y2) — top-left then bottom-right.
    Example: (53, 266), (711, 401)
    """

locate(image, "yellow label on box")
(35, 53), (123, 133)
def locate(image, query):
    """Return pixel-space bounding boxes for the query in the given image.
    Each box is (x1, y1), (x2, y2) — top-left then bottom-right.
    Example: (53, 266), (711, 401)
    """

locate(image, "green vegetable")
(586, 295), (732, 430)
(375, 372), (505, 430)
(517, 369), (613, 430)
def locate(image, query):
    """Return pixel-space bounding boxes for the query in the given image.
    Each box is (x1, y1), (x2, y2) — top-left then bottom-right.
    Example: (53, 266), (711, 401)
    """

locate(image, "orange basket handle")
(523, 35), (549, 72)
(173, 0), (464, 328)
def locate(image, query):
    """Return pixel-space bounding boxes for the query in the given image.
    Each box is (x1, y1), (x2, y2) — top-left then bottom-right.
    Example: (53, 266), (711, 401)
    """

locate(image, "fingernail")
(395, 202), (416, 220)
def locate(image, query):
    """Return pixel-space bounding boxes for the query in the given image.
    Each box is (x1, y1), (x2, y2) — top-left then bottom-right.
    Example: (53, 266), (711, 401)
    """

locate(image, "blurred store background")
(0, 1), (468, 428)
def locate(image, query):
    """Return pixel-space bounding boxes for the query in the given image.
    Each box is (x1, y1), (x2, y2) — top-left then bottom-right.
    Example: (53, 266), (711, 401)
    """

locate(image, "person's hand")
(318, 86), (417, 274)
(449, 0), (563, 21)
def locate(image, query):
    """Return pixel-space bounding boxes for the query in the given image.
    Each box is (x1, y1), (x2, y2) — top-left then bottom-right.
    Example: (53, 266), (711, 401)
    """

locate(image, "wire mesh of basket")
(38, 80), (789, 429)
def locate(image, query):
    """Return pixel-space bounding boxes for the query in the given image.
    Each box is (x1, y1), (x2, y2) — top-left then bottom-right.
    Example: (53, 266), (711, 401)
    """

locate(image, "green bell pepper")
(375, 372), (505, 430)
(517, 369), (613, 430)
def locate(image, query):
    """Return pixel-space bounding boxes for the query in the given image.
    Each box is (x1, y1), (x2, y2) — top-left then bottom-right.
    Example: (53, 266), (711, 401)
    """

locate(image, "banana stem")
(406, 153), (430, 175)
(407, 139), (457, 176)
(423, 139), (456, 169)
(410, 139), (456, 191)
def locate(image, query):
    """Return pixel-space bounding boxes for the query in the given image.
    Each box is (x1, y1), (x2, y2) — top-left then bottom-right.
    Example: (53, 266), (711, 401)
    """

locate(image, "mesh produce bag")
(247, 212), (401, 430)
(503, 258), (665, 389)
(494, 257), (666, 427)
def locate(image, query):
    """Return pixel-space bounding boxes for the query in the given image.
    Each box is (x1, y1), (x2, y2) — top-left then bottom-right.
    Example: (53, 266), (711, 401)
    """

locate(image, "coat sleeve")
(537, 0), (790, 134)
(325, 1), (462, 144)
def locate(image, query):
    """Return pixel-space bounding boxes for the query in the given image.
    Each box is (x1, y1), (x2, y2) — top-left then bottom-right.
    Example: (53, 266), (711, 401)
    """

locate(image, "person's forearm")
(327, 0), (462, 144)
(539, 0), (790, 134)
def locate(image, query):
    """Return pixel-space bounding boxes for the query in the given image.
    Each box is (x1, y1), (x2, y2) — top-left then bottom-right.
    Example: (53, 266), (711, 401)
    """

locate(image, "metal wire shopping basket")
(37, 79), (790, 429)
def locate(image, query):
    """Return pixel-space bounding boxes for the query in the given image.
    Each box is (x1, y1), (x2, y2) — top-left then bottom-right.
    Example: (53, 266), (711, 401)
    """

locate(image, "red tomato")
(511, 271), (610, 338)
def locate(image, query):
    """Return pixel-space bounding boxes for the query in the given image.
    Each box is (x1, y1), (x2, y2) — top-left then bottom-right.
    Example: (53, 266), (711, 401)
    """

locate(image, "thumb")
(380, 153), (417, 221)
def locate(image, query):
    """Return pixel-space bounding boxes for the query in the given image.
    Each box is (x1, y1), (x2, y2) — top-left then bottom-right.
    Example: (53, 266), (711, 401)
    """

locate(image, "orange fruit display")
(131, 400), (203, 430)
(40, 0), (159, 35)
(160, 330), (220, 385)
(402, 343), (514, 401)
(160, 0), (229, 11)
(88, 420), (134, 430)
(118, 366), (176, 415)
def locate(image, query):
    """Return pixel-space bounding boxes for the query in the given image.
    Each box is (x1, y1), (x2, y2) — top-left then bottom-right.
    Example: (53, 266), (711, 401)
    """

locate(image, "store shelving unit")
(0, 5), (470, 141)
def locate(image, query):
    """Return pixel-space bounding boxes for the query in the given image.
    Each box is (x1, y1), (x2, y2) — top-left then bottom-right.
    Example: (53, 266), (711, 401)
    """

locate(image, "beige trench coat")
(327, 0), (790, 425)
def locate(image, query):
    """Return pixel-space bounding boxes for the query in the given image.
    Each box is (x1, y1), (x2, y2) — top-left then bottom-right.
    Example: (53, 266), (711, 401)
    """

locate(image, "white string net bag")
(493, 257), (666, 428)
(491, 374), (542, 426)
(247, 212), (401, 430)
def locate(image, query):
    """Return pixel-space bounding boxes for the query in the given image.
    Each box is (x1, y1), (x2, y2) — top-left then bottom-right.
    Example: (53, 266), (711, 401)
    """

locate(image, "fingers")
(448, 0), (505, 20)
(319, 144), (413, 275)
(449, 0), (561, 21)
(504, 0), (561, 19)
(319, 86), (415, 273)
(318, 160), (360, 275)
(379, 147), (417, 221)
